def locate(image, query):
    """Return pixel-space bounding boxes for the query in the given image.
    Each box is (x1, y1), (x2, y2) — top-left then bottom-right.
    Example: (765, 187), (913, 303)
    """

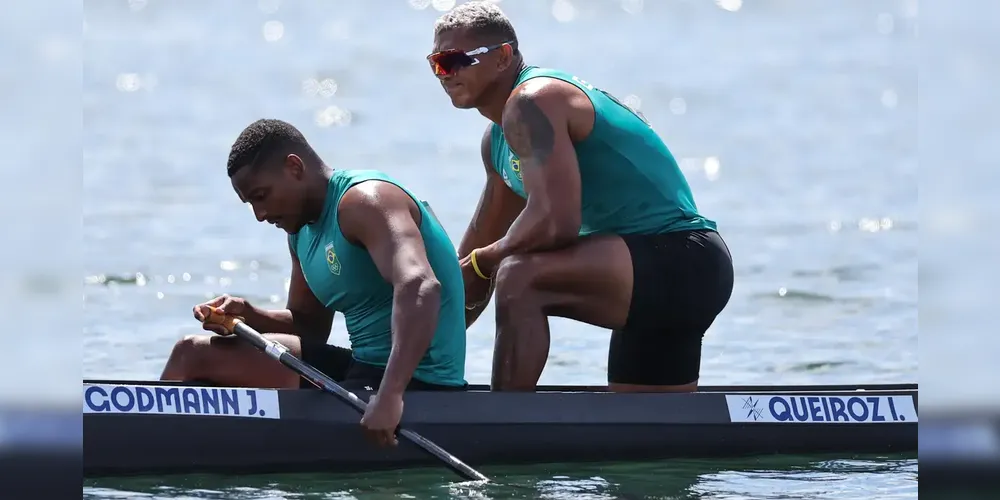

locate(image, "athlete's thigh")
(498, 234), (634, 330)
(201, 333), (303, 388)
(607, 324), (704, 387)
(619, 230), (734, 332)
(299, 343), (355, 389)
(607, 230), (735, 387)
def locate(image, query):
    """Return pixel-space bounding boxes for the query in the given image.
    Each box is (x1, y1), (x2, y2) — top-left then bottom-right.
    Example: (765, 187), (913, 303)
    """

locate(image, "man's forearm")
(482, 200), (577, 267)
(242, 304), (327, 338)
(457, 219), (499, 260)
(379, 277), (441, 396)
(459, 224), (498, 329)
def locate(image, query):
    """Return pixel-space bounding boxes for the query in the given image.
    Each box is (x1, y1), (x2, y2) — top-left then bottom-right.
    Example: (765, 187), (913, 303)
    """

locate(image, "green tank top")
(490, 66), (717, 236)
(289, 169), (467, 387)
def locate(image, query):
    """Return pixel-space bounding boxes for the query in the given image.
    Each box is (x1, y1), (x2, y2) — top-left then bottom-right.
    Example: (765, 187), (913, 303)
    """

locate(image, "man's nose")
(251, 204), (267, 222)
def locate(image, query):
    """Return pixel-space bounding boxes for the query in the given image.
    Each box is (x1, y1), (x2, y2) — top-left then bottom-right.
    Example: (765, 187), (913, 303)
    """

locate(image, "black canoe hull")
(83, 380), (918, 477)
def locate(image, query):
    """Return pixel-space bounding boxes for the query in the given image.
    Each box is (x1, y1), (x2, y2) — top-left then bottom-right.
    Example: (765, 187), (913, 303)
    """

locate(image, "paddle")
(201, 306), (489, 482)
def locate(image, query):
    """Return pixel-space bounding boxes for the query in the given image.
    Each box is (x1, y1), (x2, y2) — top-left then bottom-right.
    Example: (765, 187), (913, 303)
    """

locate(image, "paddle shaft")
(213, 313), (488, 482)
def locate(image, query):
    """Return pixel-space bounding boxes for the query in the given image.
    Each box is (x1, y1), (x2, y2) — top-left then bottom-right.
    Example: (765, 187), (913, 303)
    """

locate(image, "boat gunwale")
(82, 379), (917, 394)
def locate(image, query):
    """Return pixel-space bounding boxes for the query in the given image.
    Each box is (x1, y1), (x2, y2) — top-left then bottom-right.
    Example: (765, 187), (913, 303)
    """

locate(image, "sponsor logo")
(83, 384), (280, 419)
(726, 394), (917, 423)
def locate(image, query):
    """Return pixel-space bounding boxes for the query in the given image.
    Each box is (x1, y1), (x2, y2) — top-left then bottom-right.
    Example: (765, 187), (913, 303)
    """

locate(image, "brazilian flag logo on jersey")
(509, 156), (522, 180)
(324, 242), (341, 275)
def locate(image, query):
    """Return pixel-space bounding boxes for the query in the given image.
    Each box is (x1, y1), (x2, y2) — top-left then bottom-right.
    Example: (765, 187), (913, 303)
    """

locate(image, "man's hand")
(192, 294), (249, 335)
(360, 393), (404, 447)
(459, 252), (496, 309)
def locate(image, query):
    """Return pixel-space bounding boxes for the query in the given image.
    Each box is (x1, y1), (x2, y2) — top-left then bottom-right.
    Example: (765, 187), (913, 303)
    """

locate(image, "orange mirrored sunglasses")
(426, 42), (511, 76)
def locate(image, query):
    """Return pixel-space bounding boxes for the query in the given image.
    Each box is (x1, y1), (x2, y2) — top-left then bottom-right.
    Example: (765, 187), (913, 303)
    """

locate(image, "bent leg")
(490, 230), (734, 393)
(607, 328), (700, 393)
(491, 235), (634, 391)
(608, 230), (734, 392)
(160, 333), (305, 389)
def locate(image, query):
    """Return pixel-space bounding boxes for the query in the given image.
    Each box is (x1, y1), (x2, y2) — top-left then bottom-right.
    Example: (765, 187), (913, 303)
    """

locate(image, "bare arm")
(476, 81), (582, 270)
(241, 241), (335, 342)
(458, 126), (526, 326)
(339, 181), (442, 398)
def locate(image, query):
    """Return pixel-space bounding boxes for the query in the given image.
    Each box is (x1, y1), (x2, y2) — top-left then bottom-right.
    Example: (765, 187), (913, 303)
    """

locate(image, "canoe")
(82, 379), (918, 477)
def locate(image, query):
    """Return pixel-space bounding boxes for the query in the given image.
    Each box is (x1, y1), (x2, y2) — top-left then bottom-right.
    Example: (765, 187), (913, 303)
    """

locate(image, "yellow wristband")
(470, 249), (491, 280)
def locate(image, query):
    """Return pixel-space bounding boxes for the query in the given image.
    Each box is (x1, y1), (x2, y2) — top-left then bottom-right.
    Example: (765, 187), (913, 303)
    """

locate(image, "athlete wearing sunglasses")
(432, 2), (734, 394)
(427, 43), (511, 78)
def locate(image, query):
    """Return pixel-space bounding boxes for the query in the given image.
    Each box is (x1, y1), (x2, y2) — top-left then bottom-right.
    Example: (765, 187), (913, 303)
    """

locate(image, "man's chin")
(273, 220), (301, 234)
(449, 94), (477, 109)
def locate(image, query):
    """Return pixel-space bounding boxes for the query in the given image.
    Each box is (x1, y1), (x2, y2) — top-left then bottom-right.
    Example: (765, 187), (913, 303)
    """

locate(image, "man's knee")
(166, 335), (204, 377)
(167, 334), (225, 379)
(493, 254), (544, 306)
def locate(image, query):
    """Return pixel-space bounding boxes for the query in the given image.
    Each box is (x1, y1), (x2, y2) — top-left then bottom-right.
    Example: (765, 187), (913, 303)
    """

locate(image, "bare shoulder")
(338, 180), (418, 242)
(503, 78), (573, 117)
(342, 179), (414, 207)
(503, 77), (592, 143)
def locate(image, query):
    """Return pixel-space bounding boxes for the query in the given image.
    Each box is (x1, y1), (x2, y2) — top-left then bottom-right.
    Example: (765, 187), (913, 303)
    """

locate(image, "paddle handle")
(203, 307), (245, 334)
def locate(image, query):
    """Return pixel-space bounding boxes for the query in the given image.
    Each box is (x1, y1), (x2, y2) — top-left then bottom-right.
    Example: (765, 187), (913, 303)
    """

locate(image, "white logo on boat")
(83, 383), (281, 419)
(725, 394), (917, 424)
(739, 396), (765, 421)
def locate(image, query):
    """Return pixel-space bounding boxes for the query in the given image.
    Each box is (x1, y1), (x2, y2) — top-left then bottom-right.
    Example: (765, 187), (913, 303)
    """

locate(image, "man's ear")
(497, 43), (516, 72)
(284, 154), (305, 180)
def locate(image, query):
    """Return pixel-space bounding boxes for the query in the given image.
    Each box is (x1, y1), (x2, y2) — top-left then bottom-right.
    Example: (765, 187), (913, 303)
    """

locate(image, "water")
(83, 0), (917, 498)
(83, 457), (918, 499)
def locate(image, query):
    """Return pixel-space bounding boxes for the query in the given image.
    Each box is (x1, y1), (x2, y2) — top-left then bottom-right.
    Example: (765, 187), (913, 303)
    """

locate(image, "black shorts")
(299, 344), (468, 392)
(609, 229), (734, 386)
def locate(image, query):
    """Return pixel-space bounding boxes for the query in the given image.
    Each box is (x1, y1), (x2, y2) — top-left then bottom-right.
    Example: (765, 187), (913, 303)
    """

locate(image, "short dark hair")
(226, 118), (317, 176)
(434, 1), (519, 55)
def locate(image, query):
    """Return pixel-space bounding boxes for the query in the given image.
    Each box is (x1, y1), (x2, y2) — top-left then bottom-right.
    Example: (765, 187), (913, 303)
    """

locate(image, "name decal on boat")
(725, 394), (917, 423)
(82, 383), (281, 419)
